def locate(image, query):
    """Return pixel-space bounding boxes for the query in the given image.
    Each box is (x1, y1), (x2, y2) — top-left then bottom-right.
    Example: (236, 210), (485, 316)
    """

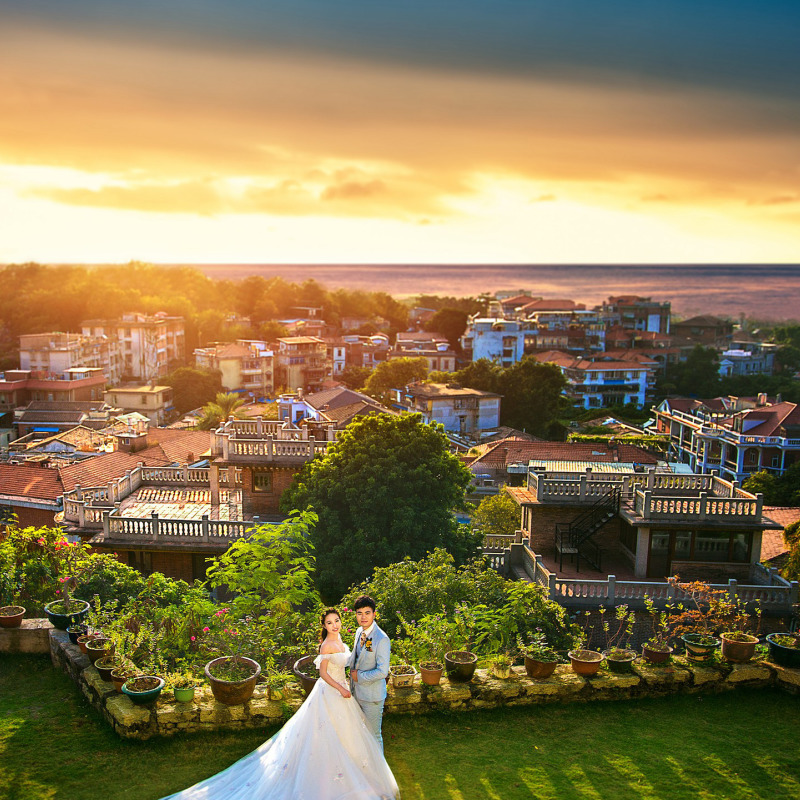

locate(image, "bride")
(160, 608), (399, 800)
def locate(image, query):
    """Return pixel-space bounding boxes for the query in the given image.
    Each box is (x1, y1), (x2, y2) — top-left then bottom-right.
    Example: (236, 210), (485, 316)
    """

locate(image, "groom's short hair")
(353, 595), (376, 612)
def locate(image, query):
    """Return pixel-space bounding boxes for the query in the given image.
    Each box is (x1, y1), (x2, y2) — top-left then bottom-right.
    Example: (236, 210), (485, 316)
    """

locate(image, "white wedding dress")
(160, 643), (399, 800)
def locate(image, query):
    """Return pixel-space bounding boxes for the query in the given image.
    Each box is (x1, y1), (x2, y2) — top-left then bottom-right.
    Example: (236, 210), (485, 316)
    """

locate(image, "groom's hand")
(351, 669), (358, 683)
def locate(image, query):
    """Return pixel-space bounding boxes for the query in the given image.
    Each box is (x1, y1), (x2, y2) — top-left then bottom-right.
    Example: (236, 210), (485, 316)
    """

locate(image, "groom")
(348, 594), (390, 751)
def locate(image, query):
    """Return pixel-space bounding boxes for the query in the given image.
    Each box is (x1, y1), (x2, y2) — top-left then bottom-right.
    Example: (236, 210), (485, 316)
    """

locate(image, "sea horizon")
(154, 262), (800, 322)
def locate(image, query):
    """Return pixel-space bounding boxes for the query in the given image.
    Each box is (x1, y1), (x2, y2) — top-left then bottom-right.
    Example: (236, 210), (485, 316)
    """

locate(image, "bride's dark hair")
(319, 608), (341, 646)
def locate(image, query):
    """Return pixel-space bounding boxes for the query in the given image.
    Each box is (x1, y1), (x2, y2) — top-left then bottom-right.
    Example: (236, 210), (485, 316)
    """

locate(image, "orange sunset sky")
(1, 1), (799, 264)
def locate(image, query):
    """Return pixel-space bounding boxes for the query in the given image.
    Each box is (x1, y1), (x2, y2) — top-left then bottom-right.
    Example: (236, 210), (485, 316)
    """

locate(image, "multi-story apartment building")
(82, 312), (185, 381)
(341, 334), (390, 370)
(19, 332), (122, 384)
(461, 318), (533, 367)
(275, 337), (328, 392)
(104, 385), (174, 426)
(0, 369), (107, 414)
(718, 341), (776, 377)
(534, 351), (655, 409)
(654, 396), (800, 481)
(670, 315), (733, 347)
(391, 382), (501, 435)
(600, 295), (671, 334)
(194, 340), (274, 398)
(390, 331), (456, 373)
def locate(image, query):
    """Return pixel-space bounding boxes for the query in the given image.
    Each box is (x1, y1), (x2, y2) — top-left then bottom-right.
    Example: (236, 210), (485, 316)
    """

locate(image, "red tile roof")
(468, 440), (658, 469)
(0, 464), (64, 500)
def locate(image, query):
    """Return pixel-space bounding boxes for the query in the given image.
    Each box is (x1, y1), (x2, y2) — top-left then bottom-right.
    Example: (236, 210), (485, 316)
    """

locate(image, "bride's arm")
(318, 645), (352, 698)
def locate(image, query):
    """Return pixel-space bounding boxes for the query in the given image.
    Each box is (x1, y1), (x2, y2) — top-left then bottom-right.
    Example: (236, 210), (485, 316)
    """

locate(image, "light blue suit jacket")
(348, 623), (390, 703)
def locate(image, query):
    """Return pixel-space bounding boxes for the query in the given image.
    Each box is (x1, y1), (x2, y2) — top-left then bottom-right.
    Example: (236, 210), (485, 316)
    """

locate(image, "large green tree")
(196, 392), (248, 430)
(164, 366), (222, 413)
(498, 358), (566, 436)
(362, 357), (428, 403)
(471, 491), (521, 540)
(424, 308), (469, 351)
(281, 413), (478, 601)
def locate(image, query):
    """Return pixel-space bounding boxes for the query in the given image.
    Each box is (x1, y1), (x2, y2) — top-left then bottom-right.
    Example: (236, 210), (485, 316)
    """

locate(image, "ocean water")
(180, 263), (800, 321)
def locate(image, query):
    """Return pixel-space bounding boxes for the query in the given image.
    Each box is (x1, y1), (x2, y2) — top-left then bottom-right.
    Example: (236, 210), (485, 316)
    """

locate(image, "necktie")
(360, 631), (367, 651)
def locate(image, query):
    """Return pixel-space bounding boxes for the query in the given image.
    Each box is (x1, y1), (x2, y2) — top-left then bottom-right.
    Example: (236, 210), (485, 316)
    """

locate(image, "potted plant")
(95, 656), (120, 682)
(266, 671), (293, 701)
(399, 613), (448, 686)
(599, 605), (637, 673)
(718, 598), (761, 663)
(518, 631), (559, 680)
(292, 655), (319, 696)
(85, 636), (116, 664)
(122, 675), (165, 705)
(164, 670), (198, 703)
(568, 611), (605, 676)
(489, 653), (513, 680)
(77, 631), (102, 654)
(0, 605), (25, 629)
(389, 663), (417, 688)
(110, 665), (139, 693)
(66, 623), (87, 644)
(44, 573), (90, 630)
(444, 605), (478, 683)
(766, 632), (800, 668)
(202, 609), (262, 705)
(667, 578), (723, 663)
(641, 596), (674, 664)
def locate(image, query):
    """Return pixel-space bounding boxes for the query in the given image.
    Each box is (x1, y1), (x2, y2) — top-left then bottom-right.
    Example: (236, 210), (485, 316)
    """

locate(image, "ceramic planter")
(173, 686), (196, 703)
(444, 651), (478, 683)
(0, 605), (25, 628)
(122, 676), (165, 705)
(292, 655), (319, 696)
(44, 599), (90, 630)
(77, 633), (101, 655)
(642, 643), (673, 665)
(389, 664), (417, 688)
(490, 662), (512, 679)
(568, 649), (604, 676)
(66, 625), (85, 644)
(766, 633), (800, 668)
(602, 649), (637, 673)
(418, 662), (444, 686)
(720, 633), (759, 664)
(111, 668), (135, 693)
(95, 658), (118, 682)
(85, 637), (115, 664)
(681, 633), (720, 662)
(206, 657), (261, 705)
(524, 656), (558, 680)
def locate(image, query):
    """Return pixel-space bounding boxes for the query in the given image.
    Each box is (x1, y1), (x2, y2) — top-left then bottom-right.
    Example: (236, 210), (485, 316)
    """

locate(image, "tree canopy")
(280, 413), (479, 601)
(361, 357), (428, 403)
(471, 491), (520, 540)
(431, 356), (567, 437)
(164, 366), (222, 413)
(424, 308), (469, 351)
(196, 392), (248, 430)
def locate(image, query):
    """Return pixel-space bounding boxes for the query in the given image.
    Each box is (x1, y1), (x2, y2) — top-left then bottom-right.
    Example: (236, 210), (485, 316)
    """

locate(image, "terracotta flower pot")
(418, 662), (444, 686)
(0, 605), (25, 628)
(205, 657), (261, 705)
(720, 633), (759, 664)
(444, 651), (478, 683)
(85, 637), (115, 664)
(77, 633), (101, 655)
(292, 655), (319, 696)
(642, 643), (673, 664)
(524, 656), (558, 680)
(110, 668), (133, 693)
(95, 659), (118, 682)
(568, 649), (604, 676)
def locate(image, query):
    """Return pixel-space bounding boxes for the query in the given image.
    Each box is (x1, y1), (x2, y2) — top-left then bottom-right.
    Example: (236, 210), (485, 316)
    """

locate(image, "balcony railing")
(104, 512), (257, 544)
(513, 546), (797, 611)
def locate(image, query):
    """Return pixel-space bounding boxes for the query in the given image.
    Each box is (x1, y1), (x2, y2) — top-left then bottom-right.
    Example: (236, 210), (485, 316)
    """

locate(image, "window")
(253, 470), (273, 492)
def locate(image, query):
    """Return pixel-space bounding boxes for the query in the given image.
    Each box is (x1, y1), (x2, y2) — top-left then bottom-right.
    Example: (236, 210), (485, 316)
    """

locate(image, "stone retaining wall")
(43, 628), (800, 741)
(0, 619), (52, 654)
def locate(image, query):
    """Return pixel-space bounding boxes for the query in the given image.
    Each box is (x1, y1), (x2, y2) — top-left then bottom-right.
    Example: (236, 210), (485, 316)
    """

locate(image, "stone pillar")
(210, 464), (220, 507)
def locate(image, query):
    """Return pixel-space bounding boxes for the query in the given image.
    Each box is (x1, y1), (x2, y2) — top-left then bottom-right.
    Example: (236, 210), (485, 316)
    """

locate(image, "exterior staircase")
(554, 488), (620, 572)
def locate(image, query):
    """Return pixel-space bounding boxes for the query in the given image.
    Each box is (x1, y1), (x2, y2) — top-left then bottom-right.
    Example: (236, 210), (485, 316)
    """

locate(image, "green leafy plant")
(517, 630), (558, 663)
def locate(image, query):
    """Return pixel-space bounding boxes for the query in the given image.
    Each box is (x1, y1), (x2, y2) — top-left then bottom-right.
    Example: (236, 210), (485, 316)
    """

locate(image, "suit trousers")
(356, 697), (385, 752)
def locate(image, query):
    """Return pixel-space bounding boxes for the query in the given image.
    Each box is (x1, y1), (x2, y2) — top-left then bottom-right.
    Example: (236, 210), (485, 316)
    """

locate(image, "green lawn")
(2, 654), (799, 800)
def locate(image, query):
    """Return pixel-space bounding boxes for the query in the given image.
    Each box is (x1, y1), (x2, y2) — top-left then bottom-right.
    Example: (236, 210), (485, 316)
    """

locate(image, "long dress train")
(159, 645), (399, 800)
